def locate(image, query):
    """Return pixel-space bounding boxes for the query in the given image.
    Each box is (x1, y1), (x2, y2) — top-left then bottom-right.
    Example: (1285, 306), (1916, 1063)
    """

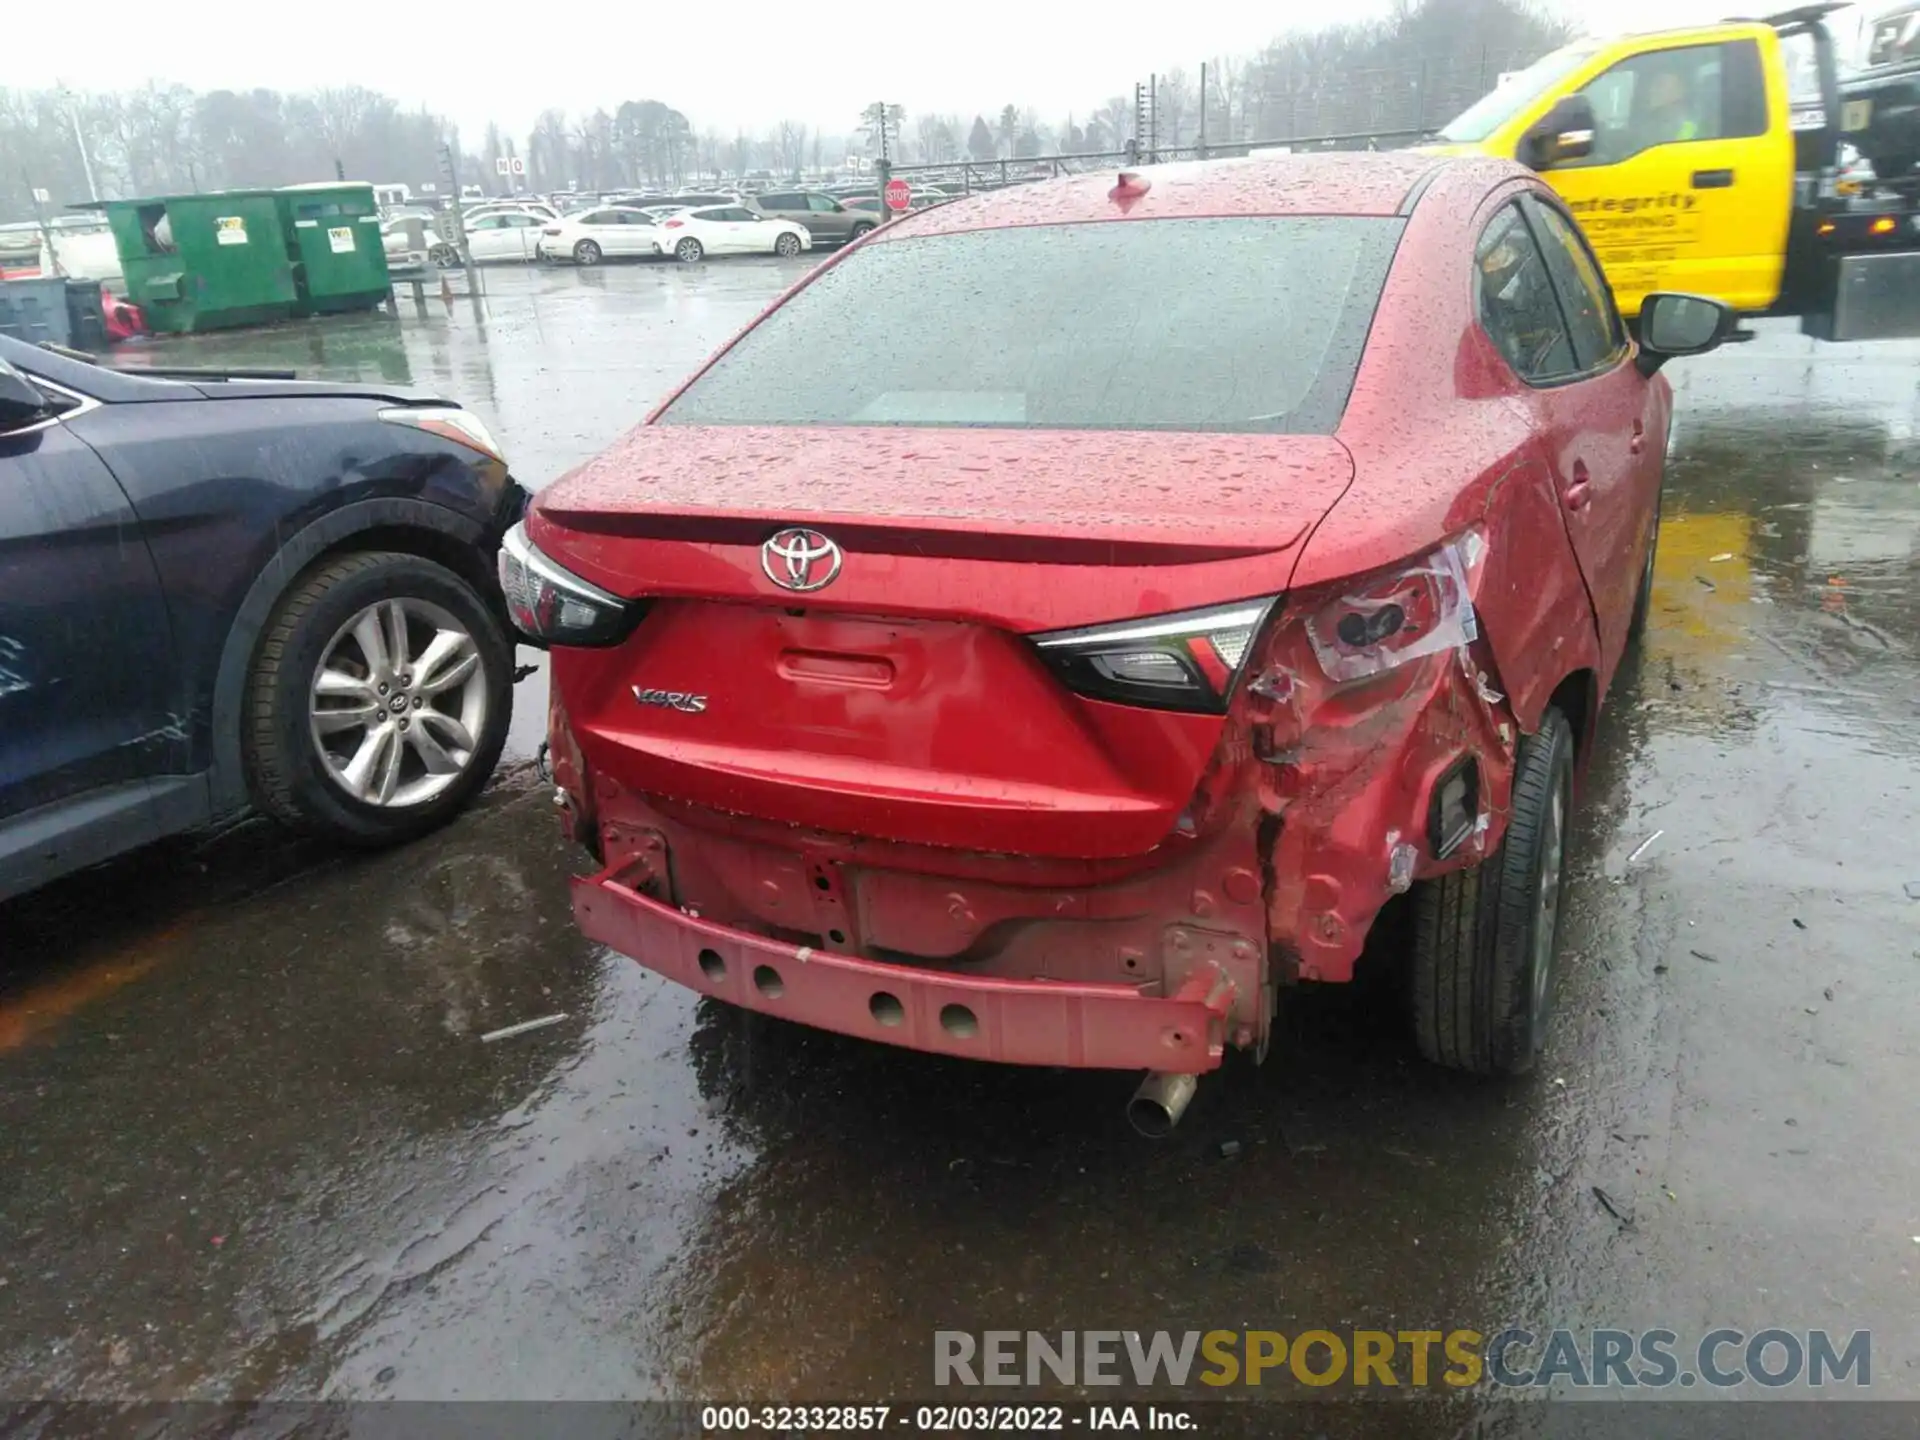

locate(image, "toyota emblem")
(761, 528), (844, 592)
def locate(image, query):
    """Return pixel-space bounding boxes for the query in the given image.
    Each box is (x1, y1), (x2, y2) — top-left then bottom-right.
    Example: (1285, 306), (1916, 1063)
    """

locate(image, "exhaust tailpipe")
(1127, 1071), (1199, 1138)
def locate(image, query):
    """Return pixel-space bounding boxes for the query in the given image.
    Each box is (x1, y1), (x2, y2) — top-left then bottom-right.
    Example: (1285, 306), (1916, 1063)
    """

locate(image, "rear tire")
(242, 552), (513, 848)
(849, 222), (875, 241)
(573, 239), (603, 266)
(675, 237), (704, 263)
(1409, 706), (1575, 1076)
(774, 231), (802, 258)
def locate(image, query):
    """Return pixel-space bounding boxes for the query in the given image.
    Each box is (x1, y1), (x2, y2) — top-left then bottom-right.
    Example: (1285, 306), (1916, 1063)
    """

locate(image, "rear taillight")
(543, 226), (563, 235)
(1246, 531), (1489, 760)
(498, 521), (640, 647)
(1300, 531), (1483, 683)
(664, 219), (684, 228)
(1032, 598), (1277, 714)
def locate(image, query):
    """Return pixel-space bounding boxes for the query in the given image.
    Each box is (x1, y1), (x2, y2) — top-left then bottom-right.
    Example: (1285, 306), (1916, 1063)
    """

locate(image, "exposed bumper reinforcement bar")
(573, 869), (1233, 1072)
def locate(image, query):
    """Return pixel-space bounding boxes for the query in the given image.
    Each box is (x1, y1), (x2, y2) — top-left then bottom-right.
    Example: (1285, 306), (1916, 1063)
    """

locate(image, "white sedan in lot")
(657, 204), (811, 262)
(536, 207), (666, 265)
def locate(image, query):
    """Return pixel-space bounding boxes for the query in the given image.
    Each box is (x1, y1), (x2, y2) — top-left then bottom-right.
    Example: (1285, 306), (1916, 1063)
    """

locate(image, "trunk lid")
(538, 424), (1354, 859)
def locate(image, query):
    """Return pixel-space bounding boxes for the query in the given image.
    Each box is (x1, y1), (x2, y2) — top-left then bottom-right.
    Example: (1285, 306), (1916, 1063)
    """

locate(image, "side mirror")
(0, 360), (50, 431)
(1522, 94), (1598, 170)
(1636, 292), (1739, 375)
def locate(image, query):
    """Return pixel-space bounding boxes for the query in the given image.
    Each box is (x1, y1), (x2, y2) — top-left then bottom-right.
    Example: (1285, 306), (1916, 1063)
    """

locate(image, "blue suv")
(0, 336), (527, 903)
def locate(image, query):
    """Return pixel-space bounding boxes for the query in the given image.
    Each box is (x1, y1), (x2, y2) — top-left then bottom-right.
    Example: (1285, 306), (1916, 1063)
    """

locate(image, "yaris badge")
(761, 528), (843, 593)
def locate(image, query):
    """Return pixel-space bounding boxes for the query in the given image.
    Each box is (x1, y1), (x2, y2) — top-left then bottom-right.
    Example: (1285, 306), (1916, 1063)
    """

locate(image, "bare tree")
(915, 112), (959, 163)
(773, 119), (808, 177)
(1208, 58), (1247, 144)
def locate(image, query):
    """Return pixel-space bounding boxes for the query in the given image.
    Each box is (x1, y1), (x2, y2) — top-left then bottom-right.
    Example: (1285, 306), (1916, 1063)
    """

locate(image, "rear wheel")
(573, 239), (603, 266)
(773, 231), (802, 258)
(1409, 706), (1574, 1076)
(849, 222), (875, 241)
(675, 236), (704, 263)
(243, 552), (513, 848)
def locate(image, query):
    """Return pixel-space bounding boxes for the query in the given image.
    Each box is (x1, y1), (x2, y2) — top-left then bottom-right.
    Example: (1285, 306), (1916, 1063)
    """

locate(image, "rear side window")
(761, 193), (800, 209)
(1523, 197), (1626, 370)
(806, 195), (842, 213)
(1475, 204), (1576, 383)
(660, 217), (1404, 434)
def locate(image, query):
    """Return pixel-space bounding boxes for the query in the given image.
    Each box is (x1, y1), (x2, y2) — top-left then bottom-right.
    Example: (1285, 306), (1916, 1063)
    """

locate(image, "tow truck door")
(1528, 30), (1796, 315)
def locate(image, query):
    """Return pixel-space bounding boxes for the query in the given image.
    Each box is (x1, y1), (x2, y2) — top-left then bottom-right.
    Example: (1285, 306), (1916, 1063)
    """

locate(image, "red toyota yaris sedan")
(505, 153), (1733, 1132)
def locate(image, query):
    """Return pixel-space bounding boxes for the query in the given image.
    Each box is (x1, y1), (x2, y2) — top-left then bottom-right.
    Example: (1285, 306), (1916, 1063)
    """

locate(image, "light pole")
(56, 84), (99, 201)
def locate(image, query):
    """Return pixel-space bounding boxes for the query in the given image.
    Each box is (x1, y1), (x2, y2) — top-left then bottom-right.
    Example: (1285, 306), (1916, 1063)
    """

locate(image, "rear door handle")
(1563, 459), (1593, 512)
(1691, 169), (1735, 189)
(1629, 420), (1646, 455)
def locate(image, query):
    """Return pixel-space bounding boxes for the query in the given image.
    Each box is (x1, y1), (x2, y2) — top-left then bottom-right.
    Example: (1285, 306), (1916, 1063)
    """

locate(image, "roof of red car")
(882, 151), (1452, 238)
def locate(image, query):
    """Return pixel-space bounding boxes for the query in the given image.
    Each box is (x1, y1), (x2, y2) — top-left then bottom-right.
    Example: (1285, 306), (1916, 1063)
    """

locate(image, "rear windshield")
(658, 216), (1404, 434)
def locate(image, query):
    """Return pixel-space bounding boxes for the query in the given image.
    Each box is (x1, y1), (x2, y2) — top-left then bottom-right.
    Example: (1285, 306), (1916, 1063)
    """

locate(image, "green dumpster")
(94, 191), (297, 333)
(276, 183), (390, 315)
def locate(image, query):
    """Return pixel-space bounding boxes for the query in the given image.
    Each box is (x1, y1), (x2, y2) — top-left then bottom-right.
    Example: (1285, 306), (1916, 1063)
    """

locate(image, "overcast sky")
(7, 0), (1834, 141)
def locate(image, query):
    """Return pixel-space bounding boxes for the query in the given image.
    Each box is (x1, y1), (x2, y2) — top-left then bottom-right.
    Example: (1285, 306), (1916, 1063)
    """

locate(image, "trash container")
(0, 276), (75, 343)
(94, 192), (298, 333)
(276, 183), (391, 315)
(0, 276), (109, 348)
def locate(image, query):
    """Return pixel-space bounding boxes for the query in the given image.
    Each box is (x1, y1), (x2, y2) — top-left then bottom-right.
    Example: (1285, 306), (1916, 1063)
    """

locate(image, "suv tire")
(243, 551), (512, 847)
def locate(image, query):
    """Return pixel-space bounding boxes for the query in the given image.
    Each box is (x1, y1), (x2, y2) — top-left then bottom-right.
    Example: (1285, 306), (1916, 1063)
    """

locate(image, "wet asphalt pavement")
(0, 260), (1916, 1415)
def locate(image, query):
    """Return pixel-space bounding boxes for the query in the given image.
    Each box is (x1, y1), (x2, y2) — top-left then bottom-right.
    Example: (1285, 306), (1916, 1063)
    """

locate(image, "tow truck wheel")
(1409, 706), (1574, 1076)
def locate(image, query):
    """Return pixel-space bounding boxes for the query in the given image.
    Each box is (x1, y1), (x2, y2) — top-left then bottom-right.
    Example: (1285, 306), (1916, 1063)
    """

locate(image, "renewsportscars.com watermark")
(934, 1328), (1872, 1390)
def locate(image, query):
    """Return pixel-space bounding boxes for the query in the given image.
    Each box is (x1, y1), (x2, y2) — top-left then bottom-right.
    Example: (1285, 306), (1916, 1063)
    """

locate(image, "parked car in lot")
(748, 190), (877, 246)
(0, 337), (525, 904)
(381, 215), (432, 265)
(506, 154), (1734, 1130)
(461, 209), (549, 263)
(537, 207), (666, 264)
(658, 205), (811, 262)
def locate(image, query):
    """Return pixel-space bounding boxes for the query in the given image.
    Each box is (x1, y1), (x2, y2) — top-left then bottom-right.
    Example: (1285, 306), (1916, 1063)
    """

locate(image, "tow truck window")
(659, 217), (1404, 434)
(1574, 40), (1767, 165)
(1475, 204), (1577, 385)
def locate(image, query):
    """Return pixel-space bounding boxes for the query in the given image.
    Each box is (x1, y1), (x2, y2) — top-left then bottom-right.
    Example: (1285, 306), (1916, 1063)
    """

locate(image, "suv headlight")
(379, 405), (505, 463)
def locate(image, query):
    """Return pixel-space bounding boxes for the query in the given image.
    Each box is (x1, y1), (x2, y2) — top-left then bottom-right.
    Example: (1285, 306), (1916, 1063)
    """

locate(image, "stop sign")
(884, 177), (912, 212)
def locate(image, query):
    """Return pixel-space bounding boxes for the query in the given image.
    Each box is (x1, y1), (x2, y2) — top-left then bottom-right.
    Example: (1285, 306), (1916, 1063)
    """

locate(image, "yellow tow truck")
(1426, 3), (1920, 341)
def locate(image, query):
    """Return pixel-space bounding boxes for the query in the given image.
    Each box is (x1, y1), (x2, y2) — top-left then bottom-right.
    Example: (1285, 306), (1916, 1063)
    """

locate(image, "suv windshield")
(1438, 42), (1600, 142)
(660, 216), (1403, 434)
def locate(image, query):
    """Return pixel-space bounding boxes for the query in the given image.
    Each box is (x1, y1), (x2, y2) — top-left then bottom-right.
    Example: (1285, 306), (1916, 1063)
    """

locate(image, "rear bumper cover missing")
(572, 869), (1235, 1071)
